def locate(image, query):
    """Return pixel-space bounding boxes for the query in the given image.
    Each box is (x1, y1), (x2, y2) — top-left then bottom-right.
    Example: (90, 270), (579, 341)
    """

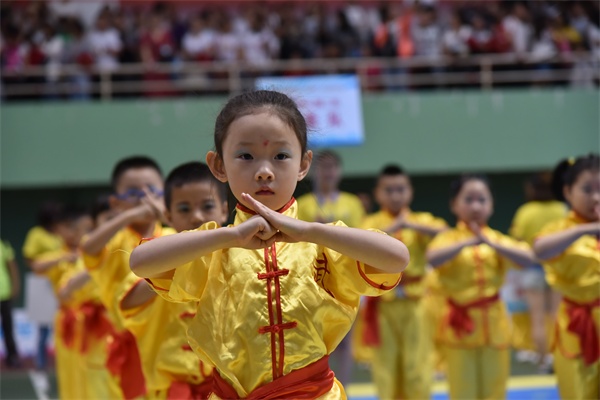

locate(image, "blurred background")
(1, 0), (598, 399)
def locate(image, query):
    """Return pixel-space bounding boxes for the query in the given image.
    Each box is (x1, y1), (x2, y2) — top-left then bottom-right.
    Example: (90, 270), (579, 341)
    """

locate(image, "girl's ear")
(206, 151), (228, 183)
(298, 150), (313, 181)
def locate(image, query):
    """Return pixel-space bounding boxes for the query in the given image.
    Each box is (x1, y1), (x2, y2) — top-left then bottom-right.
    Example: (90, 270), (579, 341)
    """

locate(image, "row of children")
(10, 90), (599, 400)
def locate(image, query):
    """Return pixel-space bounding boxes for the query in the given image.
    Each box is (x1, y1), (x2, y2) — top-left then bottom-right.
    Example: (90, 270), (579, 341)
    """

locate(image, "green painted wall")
(2, 88), (598, 188)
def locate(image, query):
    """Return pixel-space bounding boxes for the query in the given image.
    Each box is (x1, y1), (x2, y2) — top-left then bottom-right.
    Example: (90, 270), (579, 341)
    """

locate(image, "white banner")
(255, 75), (365, 148)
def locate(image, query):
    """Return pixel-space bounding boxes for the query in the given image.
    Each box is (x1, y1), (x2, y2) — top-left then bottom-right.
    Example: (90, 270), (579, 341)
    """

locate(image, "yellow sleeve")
(319, 221), (402, 306)
(414, 212), (448, 246)
(151, 221), (220, 303)
(535, 219), (570, 264)
(22, 229), (42, 260)
(425, 230), (455, 269)
(509, 206), (526, 240)
(493, 231), (532, 269)
(80, 233), (115, 272)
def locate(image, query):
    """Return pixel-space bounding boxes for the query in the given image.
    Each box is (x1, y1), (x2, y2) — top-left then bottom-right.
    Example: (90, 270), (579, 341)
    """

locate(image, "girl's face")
(207, 112), (312, 211)
(451, 179), (494, 226)
(564, 169), (600, 221)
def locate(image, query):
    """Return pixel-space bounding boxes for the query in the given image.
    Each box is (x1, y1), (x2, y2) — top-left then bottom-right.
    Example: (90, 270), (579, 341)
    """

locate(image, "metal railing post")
(100, 71), (112, 100)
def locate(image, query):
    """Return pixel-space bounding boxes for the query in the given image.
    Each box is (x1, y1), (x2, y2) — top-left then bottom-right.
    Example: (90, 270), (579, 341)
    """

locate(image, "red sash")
(59, 307), (77, 349)
(106, 329), (146, 399)
(564, 297), (600, 365)
(167, 380), (213, 400)
(363, 275), (423, 346)
(209, 356), (334, 399)
(79, 301), (112, 353)
(447, 294), (500, 338)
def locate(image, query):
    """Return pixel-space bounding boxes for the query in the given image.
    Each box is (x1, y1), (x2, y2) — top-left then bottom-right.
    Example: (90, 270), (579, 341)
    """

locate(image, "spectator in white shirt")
(213, 15), (241, 63)
(240, 12), (279, 66)
(412, 6), (441, 58)
(87, 12), (122, 73)
(182, 13), (215, 61)
(442, 12), (472, 56)
(502, 2), (532, 56)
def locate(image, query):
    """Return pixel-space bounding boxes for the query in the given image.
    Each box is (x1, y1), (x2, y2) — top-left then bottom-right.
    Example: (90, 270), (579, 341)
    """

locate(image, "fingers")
(242, 193), (272, 220)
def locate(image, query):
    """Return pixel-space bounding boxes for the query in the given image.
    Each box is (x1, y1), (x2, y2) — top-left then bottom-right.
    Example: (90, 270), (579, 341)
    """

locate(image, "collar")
(568, 210), (595, 224)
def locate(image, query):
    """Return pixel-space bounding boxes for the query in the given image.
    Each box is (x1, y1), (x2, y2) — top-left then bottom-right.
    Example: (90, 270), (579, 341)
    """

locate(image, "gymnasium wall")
(1, 88), (597, 305)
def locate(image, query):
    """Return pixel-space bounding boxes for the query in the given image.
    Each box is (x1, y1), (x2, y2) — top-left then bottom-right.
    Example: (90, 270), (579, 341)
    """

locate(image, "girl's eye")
(177, 205), (191, 213)
(203, 202), (216, 211)
(275, 153), (290, 160)
(238, 153), (253, 160)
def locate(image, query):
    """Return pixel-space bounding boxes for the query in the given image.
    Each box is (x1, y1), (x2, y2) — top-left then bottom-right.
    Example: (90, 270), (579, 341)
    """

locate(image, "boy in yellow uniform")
(361, 165), (446, 400)
(427, 174), (535, 400)
(31, 206), (97, 399)
(81, 156), (166, 399)
(535, 154), (600, 400)
(119, 162), (228, 399)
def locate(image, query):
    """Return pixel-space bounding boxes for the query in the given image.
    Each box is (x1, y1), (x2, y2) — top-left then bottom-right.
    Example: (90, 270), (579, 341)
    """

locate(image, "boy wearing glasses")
(361, 165), (446, 400)
(80, 155), (167, 399)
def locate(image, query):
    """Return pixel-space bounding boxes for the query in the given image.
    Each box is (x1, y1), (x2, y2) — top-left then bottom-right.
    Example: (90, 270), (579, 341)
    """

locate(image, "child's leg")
(554, 348), (600, 400)
(478, 346), (509, 400)
(397, 299), (431, 399)
(371, 302), (400, 399)
(444, 346), (477, 400)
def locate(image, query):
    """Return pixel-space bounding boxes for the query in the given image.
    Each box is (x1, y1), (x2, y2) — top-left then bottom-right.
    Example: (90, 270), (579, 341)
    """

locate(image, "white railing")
(1, 52), (597, 100)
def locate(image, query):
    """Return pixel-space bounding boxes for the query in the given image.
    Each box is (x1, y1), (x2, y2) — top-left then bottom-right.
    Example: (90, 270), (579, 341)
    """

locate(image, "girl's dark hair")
(214, 90), (308, 156)
(551, 153), (600, 201)
(449, 174), (491, 201)
(37, 201), (65, 231)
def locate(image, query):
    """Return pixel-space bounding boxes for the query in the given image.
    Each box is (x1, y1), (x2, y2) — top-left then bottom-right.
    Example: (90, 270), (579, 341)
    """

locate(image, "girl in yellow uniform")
(534, 154), (600, 400)
(361, 164), (447, 400)
(119, 162), (230, 399)
(426, 174), (536, 400)
(131, 90), (409, 399)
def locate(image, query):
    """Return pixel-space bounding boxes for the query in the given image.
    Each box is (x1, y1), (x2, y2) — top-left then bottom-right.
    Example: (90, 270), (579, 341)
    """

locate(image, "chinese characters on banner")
(255, 75), (365, 147)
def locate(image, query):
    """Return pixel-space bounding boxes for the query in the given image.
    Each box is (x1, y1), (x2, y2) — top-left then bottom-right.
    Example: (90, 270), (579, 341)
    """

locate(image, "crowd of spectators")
(1, 0), (598, 99)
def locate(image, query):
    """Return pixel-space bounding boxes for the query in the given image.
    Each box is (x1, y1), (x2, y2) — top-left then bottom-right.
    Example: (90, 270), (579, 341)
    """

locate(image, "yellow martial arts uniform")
(538, 212), (600, 400)
(428, 222), (530, 400)
(22, 226), (62, 260)
(119, 270), (212, 399)
(82, 224), (173, 399)
(58, 259), (119, 400)
(297, 191), (365, 227)
(146, 199), (402, 399)
(422, 270), (447, 376)
(360, 210), (446, 400)
(36, 249), (86, 400)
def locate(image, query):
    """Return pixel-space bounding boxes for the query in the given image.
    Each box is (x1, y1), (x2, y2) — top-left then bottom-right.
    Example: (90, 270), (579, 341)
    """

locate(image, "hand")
(141, 188), (168, 225)
(469, 222), (488, 246)
(58, 283), (73, 302)
(127, 202), (159, 224)
(241, 193), (309, 243)
(63, 251), (79, 264)
(234, 215), (278, 249)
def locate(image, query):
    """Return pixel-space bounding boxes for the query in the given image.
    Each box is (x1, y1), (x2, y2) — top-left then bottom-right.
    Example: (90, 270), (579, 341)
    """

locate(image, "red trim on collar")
(235, 197), (296, 215)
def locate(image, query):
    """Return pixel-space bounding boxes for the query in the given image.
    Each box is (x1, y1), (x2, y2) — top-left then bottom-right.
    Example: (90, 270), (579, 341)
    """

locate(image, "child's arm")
(534, 223), (599, 260)
(58, 271), (91, 302)
(384, 215), (446, 237)
(241, 194), (409, 273)
(130, 215), (278, 278)
(426, 238), (480, 267)
(474, 224), (536, 268)
(121, 281), (157, 310)
(81, 203), (157, 256)
(30, 252), (77, 274)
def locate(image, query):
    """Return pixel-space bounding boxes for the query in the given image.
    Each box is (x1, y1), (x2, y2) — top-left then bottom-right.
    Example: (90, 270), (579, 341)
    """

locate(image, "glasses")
(115, 186), (163, 202)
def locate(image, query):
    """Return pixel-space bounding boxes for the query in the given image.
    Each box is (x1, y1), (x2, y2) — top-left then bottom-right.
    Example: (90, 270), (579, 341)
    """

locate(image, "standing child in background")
(80, 156), (166, 399)
(534, 154), (600, 400)
(22, 201), (64, 371)
(119, 162), (228, 399)
(0, 239), (22, 368)
(296, 150), (366, 384)
(361, 164), (446, 400)
(509, 171), (566, 372)
(30, 205), (95, 399)
(130, 90), (409, 399)
(426, 174), (536, 400)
